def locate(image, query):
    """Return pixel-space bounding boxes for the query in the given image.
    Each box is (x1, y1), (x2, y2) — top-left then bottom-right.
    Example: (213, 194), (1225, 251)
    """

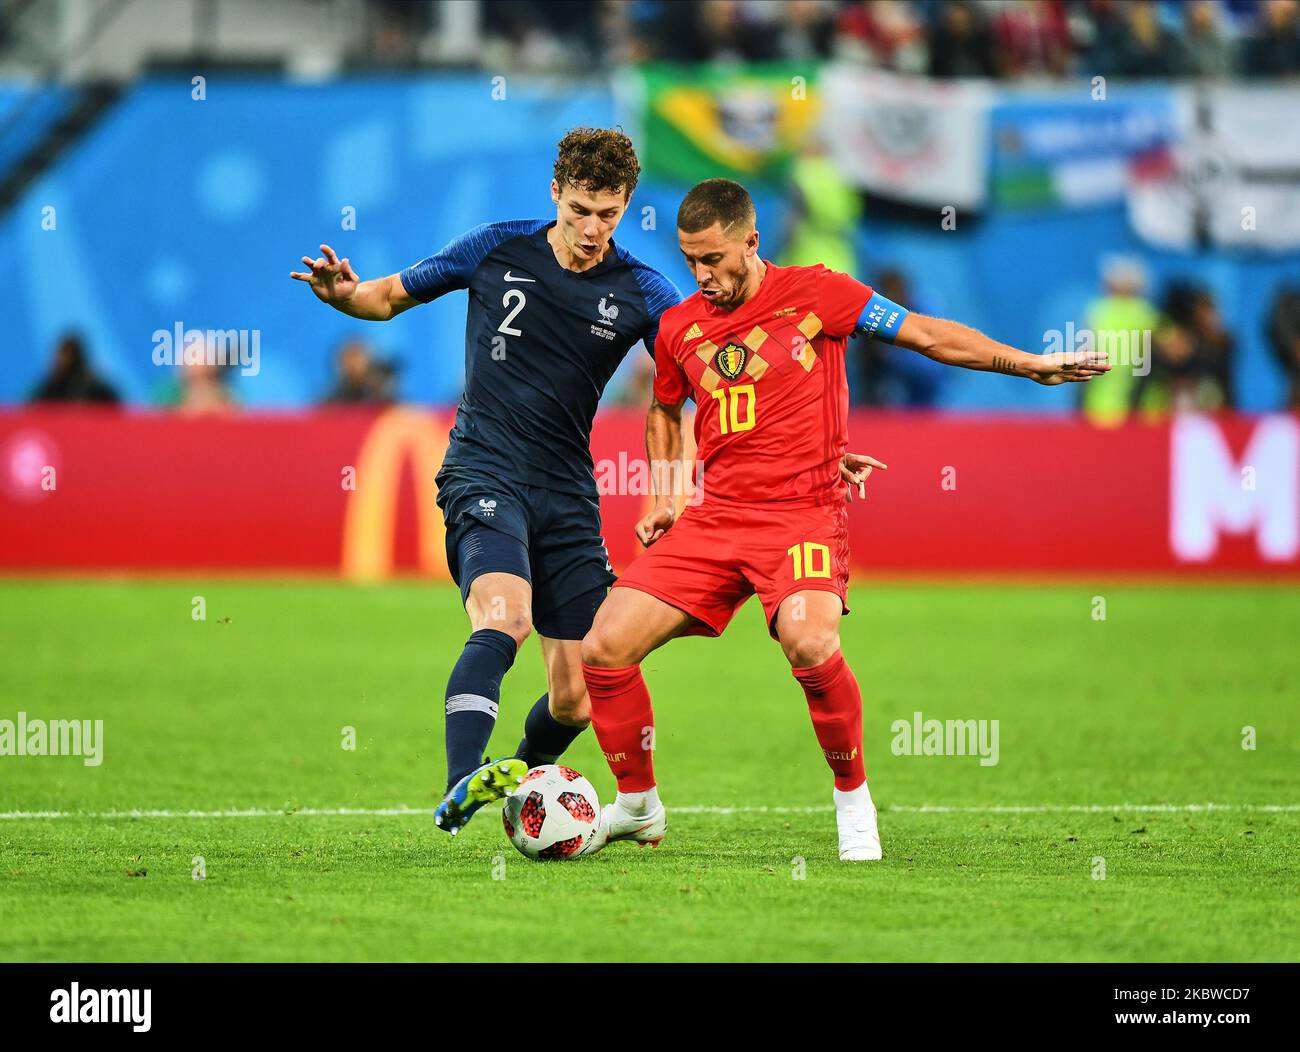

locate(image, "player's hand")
(290, 244), (359, 305)
(1029, 349), (1111, 386)
(635, 504), (676, 547)
(840, 452), (887, 502)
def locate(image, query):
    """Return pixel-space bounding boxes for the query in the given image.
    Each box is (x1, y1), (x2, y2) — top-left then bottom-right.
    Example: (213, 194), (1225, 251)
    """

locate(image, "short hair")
(677, 178), (756, 238)
(553, 127), (640, 199)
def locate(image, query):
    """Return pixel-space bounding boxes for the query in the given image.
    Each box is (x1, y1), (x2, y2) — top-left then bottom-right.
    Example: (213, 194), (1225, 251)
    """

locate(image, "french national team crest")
(714, 341), (748, 381)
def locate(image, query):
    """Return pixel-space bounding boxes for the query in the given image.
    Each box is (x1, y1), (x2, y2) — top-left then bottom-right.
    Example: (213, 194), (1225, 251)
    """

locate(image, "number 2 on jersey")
(499, 289), (526, 336)
(710, 383), (755, 436)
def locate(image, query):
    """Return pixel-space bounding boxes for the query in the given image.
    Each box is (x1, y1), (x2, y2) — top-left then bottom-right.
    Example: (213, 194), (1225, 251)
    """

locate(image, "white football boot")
(834, 782), (882, 861)
(579, 790), (667, 856)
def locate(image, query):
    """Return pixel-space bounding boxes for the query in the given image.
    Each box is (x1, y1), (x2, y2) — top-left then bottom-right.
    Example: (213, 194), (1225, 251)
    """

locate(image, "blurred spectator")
(850, 268), (947, 408)
(1241, 0), (1300, 78)
(624, 0), (711, 63)
(478, 0), (609, 70)
(154, 356), (237, 416)
(928, 1), (998, 79)
(1178, 0), (1234, 78)
(323, 339), (396, 406)
(616, 0), (803, 65)
(1137, 282), (1235, 415)
(1081, 256), (1160, 426)
(781, 0), (840, 62)
(28, 334), (119, 405)
(1086, 0), (1136, 77)
(780, 139), (863, 276)
(992, 0), (1072, 78)
(1114, 0), (1181, 78)
(700, 0), (789, 63)
(836, 0), (928, 73)
(364, 0), (437, 66)
(1085, 0), (1187, 79)
(1266, 281), (1300, 410)
(1185, 287), (1236, 407)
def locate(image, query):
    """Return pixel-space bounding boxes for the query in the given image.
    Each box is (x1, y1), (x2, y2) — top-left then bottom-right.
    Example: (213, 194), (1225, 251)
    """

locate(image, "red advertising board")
(2, 408), (1297, 577)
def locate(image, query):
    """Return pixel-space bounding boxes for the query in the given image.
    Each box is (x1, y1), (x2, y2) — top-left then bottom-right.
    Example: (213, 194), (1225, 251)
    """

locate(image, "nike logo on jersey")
(503, 271), (536, 283)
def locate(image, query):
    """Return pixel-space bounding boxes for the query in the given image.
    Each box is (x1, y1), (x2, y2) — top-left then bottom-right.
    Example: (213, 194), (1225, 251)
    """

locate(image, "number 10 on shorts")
(787, 541), (831, 580)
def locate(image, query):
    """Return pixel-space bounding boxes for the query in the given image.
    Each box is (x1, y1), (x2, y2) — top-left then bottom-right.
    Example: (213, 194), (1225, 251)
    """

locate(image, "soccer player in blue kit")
(292, 129), (682, 835)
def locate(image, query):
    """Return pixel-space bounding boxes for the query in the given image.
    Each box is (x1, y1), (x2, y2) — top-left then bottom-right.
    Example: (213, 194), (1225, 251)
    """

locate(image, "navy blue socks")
(444, 628), (517, 790)
(515, 692), (587, 769)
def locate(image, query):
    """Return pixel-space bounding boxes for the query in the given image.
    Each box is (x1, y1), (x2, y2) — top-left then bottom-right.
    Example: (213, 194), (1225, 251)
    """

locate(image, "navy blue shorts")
(437, 471), (613, 640)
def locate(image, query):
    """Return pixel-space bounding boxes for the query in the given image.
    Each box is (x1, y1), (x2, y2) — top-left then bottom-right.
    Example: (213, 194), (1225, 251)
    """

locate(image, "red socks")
(585, 653), (864, 794)
(793, 651), (866, 791)
(582, 663), (656, 792)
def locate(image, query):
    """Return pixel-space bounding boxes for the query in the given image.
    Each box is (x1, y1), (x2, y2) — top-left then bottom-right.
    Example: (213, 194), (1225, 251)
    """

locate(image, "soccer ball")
(502, 765), (601, 860)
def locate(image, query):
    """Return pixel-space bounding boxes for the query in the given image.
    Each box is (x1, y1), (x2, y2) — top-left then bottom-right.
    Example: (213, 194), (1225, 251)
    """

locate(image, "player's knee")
(501, 612), (533, 648)
(474, 607), (532, 647)
(580, 628), (628, 669)
(783, 630), (840, 670)
(549, 687), (591, 728)
(579, 630), (610, 667)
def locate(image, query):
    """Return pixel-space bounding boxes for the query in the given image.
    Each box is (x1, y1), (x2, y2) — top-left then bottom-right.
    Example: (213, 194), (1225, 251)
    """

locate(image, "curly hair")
(553, 127), (641, 199)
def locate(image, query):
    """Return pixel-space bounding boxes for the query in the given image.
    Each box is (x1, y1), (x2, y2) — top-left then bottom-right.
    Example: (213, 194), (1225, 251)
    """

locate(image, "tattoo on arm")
(991, 354), (1018, 375)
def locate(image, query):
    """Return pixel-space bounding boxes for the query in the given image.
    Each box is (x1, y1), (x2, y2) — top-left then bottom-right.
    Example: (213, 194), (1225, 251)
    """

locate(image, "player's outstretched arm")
(894, 314), (1111, 386)
(638, 396), (686, 547)
(289, 244), (418, 321)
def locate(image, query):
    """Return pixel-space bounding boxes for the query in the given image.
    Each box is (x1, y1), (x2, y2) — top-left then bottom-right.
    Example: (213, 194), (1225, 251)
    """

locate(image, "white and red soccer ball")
(502, 765), (600, 860)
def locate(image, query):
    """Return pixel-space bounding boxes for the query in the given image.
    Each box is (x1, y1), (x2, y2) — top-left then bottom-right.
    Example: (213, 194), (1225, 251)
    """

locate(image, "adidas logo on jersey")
(684, 323), (703, 341)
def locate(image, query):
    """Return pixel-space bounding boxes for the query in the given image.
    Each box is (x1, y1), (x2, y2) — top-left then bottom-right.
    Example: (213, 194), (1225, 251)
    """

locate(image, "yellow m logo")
(341, 408), (450, 581)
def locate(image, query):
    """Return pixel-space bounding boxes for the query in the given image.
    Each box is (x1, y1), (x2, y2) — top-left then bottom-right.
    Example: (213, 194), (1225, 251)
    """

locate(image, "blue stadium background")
(0, 74), (1295, 411)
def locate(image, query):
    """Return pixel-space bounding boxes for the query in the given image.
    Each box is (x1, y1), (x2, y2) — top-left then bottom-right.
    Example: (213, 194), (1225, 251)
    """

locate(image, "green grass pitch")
(1, 579), (1297, 962)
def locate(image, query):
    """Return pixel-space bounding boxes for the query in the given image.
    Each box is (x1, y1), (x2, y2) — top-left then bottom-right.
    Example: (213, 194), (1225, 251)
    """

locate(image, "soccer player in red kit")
(578, 179), (1109, 860)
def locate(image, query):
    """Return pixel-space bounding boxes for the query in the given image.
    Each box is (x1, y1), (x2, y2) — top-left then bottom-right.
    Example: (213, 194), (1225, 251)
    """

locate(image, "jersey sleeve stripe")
(399, 218), (549, 303)
(621, 248), (684, 357)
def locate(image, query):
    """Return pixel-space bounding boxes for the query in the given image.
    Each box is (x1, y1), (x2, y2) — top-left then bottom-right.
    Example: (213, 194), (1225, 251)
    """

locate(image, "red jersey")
(654, 262), (873, 505)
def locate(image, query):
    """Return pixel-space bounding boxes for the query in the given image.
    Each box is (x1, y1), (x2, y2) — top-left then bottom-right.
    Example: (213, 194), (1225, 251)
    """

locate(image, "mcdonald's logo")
(341, 408), (451, 581)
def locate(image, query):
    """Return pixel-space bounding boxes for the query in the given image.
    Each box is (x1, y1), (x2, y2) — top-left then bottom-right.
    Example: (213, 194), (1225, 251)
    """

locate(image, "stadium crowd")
(460, 0), (1300, 80)
(28, 271), (1300, 418)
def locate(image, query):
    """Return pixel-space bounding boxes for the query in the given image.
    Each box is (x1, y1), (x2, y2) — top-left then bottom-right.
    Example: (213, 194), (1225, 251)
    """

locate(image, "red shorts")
(613, 498), (851, 639)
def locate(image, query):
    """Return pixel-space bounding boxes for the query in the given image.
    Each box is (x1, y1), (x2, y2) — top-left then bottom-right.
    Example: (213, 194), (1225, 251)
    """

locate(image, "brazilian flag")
(626, 62), (821, 186)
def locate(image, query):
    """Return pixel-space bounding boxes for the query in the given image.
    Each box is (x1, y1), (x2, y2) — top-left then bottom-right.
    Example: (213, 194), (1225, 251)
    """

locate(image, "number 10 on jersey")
(711, 383), (756, 435)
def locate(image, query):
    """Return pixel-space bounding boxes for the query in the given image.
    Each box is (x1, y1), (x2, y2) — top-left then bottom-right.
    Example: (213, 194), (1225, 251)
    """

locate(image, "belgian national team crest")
(714, 341), (748, 381)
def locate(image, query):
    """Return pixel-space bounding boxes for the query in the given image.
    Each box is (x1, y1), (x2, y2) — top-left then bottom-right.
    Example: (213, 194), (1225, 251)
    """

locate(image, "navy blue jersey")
(400, 219), (682, 497)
